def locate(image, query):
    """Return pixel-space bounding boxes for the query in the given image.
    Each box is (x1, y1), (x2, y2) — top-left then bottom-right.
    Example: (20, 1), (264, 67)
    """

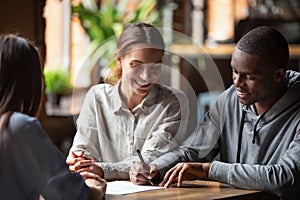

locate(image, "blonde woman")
(67, 22), (189, 181)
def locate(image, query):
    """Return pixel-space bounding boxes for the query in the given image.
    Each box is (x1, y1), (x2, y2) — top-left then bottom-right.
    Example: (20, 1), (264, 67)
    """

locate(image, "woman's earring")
(117, 57), (122, 68)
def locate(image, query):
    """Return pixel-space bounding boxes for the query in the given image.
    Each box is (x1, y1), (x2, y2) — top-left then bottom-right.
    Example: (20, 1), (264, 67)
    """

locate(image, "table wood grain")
(105, 180), (278, 200)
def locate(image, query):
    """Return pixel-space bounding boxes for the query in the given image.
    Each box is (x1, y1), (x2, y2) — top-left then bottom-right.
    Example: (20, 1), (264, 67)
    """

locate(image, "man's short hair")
(237, 26), (289, 68)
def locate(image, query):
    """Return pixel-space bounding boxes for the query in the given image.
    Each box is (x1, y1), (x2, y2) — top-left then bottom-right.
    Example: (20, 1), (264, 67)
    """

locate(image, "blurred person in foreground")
(130, 26), (300, 199)
(0, 34), (106, 200)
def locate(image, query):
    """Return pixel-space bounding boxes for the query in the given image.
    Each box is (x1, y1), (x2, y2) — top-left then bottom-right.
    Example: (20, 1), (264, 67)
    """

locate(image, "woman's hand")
(129, 161), (158, 185)
(160, 162), (211, 188)
(66, 151), (104, 178)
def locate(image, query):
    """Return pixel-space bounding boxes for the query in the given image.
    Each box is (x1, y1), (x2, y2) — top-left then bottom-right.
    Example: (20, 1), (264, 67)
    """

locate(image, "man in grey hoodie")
(129, 26), (300, 199)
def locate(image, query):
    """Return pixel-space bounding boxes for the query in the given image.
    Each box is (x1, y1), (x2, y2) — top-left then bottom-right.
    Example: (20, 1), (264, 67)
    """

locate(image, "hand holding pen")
(129, 149), (158, 185)
(136, 149), (151, 172)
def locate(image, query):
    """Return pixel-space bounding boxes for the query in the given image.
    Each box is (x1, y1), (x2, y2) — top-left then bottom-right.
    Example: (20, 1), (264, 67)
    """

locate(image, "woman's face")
(118, 47), (163, 98)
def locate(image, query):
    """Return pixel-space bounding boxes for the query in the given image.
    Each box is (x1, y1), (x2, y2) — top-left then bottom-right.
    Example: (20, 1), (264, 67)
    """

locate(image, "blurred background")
(1, 0), (299, 154)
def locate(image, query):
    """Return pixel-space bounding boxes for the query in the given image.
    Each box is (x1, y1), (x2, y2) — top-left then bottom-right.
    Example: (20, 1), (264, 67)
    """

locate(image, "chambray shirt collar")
(112, 81), (159, 114)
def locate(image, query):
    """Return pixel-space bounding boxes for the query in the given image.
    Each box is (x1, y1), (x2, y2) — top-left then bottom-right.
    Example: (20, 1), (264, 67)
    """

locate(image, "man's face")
(231, 48), (277, 106)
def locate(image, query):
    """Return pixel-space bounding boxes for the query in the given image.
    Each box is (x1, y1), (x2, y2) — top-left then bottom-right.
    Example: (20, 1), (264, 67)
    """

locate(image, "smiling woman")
(66, 22), (191, 182)
(118, 47), (163, 110)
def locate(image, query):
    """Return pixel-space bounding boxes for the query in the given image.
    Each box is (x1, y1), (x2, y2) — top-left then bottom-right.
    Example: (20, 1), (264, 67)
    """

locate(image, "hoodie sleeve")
(209, 127), (300, 197)
(152, 91), (227, 178)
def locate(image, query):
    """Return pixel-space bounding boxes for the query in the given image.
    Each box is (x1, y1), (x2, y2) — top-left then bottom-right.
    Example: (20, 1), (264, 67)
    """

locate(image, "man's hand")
(66, 151), (104, 178)
(129, 161), (157, 185)
(160, 162), (211, 188)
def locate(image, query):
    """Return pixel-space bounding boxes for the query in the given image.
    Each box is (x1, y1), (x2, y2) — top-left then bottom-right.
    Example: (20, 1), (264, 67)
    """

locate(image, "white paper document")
(106, 181), (163, 195)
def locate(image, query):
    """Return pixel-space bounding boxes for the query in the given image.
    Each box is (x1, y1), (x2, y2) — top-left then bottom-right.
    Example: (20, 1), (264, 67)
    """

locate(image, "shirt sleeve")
(12, 117), (89, 200)
(100, 90), (191, 180)
(70, 87), (101, 159)
(209, 128), (300, 196)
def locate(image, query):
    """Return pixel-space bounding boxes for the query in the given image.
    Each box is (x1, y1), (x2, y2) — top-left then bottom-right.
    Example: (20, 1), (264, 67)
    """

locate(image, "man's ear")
(274, 68), (285, 82)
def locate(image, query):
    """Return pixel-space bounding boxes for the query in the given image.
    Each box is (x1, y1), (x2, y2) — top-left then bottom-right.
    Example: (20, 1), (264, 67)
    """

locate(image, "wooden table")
(105, 180), (278, 200)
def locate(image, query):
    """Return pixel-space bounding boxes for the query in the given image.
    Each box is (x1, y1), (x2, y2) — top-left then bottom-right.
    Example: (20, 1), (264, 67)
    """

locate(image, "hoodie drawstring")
(252, 123), (258, 144)
(252, 112), (266, 144)
(236, 110), (245, 163)
(236, 108), (267, 162)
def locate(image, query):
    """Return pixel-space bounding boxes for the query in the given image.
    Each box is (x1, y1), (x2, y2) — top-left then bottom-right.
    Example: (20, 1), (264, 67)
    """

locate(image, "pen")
(136, 149), (154, 185)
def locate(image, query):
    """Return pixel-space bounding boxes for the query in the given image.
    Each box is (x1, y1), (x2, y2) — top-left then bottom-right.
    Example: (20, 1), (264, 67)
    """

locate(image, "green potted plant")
(43, 66), (72, 106)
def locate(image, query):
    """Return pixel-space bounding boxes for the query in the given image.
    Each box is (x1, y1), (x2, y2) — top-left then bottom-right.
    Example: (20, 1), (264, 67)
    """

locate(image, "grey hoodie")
(152, 70), (300, 199)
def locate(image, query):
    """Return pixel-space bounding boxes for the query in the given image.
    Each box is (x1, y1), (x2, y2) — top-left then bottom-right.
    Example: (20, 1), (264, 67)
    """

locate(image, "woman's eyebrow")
(131, 59), (143, 63)
(131, 59), (162, 64)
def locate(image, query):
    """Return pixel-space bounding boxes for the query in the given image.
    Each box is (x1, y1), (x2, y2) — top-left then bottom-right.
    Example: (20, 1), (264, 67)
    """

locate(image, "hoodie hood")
(286, 70), (300, 87)
(243, 70), (300, 122)
(264, 70), (300, 121)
